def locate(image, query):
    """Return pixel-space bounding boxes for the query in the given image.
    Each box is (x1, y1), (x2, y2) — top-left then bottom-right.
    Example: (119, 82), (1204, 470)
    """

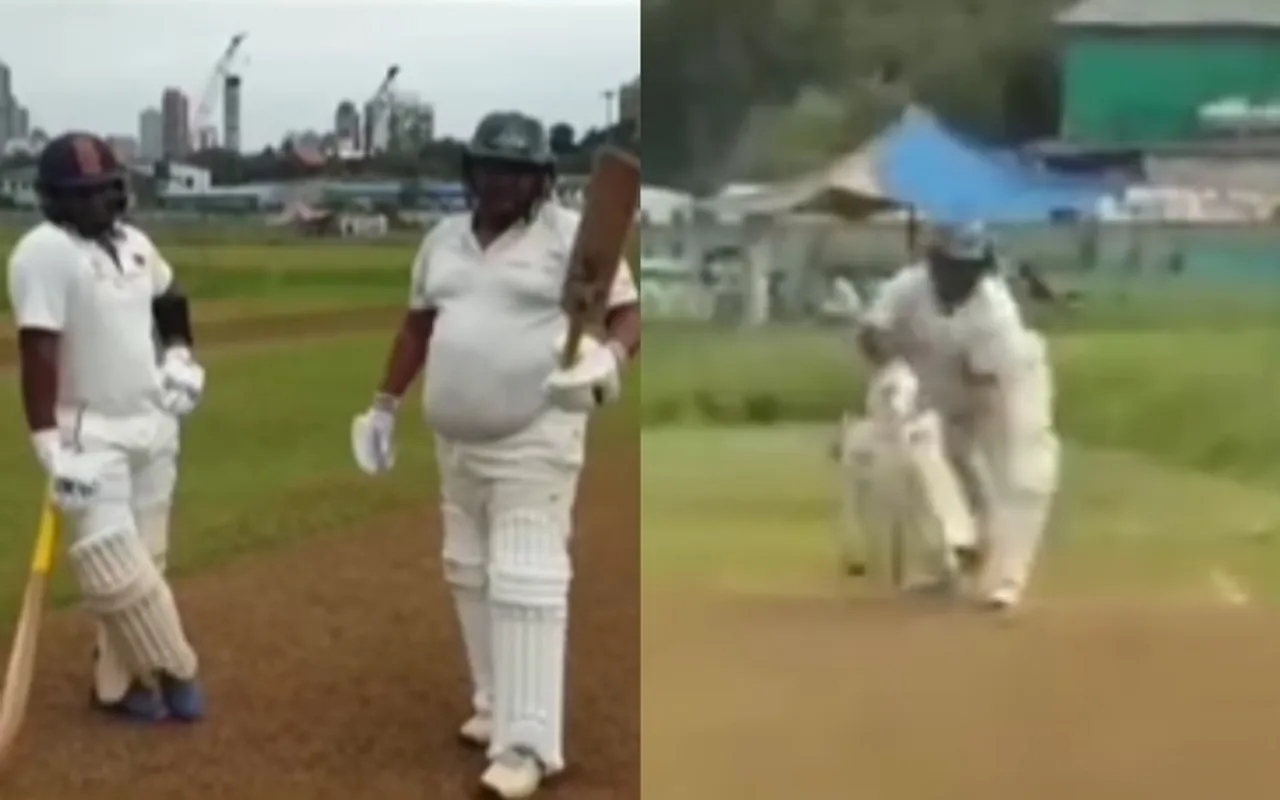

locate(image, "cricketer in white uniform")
(855, 223), (1059, 610)
(350, 112), (640, 799)
(6, 133), (208, 722)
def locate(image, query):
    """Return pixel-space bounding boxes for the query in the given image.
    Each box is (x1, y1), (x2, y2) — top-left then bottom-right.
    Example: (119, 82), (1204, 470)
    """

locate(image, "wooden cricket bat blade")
(0, 499), (59, 772)
(0, 576), (52, 770)
(560, 146), (641, 366)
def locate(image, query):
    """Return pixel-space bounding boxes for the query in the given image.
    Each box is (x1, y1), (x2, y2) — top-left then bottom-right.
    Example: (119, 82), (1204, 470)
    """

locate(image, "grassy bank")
(642, 298), (1280, 484)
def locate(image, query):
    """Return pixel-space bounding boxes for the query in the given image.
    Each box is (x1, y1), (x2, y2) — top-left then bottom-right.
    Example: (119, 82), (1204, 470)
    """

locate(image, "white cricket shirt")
(410, 202), (639, 442)
(6, 222), (174, 416)
(862, 263), (1024, 415)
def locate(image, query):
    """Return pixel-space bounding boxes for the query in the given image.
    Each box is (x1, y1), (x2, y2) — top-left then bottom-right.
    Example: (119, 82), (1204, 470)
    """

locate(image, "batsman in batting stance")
(852, 223), (1060, 611)
(350, 112), (640, 798)
(5, 133), (208, 720)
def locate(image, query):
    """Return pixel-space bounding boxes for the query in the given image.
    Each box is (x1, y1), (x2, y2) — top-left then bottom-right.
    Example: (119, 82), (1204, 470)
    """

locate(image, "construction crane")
(192, 33), (248, 151)
(363, 65), (400, 157)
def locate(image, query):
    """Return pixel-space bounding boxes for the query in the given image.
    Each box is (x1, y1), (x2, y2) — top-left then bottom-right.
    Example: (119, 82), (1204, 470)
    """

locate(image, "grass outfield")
(641, 295), (1280, 605)
(0, 234), (415, 311)
(0, 220), (642, 310)
(0, 322), (637, 618)
(642, 321), (1280, 481)
(641, 426), (1280, 602)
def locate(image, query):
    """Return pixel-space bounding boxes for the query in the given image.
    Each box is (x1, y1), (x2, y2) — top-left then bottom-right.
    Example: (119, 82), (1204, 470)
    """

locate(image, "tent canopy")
(698, 105), (1121, 223)
(698, 146), (896, 220)
(874, 107), (1119, 223)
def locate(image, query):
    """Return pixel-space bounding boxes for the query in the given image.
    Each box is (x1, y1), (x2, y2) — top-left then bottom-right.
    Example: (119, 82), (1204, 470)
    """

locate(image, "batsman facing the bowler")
(853, 222), (1060, 611)
(5, 133), (209, 722)
(350, 111), (640, 799)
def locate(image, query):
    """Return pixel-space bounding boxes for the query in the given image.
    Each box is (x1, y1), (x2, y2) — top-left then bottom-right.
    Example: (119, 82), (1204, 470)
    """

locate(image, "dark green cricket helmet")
(465, 111), (554, 166)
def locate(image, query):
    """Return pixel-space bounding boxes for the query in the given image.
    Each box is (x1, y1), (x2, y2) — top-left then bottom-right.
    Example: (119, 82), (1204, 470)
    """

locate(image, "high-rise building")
(619, 76), (639, 133)
(363, 98), (390, 154)
(389, 92), (435, 154)
(0, 61), (33, 146)
(11, 103), (28, 139)
(363, 91), (435, 156)
(160, 87), (191, 158)
(223, 74), (242, 152)
(106, 135), (139, 164)
(138, 108), (164, 161)
(0, 60), (13, 143)
(196, 126), (218, 150)
(334, 100), (361, 149)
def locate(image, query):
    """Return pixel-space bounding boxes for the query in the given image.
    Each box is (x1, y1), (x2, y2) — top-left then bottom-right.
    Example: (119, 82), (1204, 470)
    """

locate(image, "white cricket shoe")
(480, 749), (547, 799)
(903, 572), (959, 598)
(978, 586), (1021, 614)
(458, 712), (493, 747)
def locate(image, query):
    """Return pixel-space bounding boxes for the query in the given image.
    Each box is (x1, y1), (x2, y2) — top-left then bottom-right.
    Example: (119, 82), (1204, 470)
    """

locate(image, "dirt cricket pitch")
(642, 586), (1280, 800)
(0, 427), (638, 799)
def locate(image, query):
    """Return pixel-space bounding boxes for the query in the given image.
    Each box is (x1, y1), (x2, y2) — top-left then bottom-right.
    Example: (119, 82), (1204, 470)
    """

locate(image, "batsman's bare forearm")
(605, 303), (641, 360)
(377, 309), (435, 399)
(16, 330), (59, 432)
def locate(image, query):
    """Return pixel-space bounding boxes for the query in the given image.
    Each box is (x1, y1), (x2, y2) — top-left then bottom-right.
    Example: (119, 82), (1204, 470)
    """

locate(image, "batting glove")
(159, 347), (206, 417)
(544, 334), (625, 413)
(30, 429), (107, 512)
(351, 394), (398, 475)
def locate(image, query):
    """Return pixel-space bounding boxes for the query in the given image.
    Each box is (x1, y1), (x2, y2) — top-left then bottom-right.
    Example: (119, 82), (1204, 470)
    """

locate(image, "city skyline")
(0, 0), (638, 151)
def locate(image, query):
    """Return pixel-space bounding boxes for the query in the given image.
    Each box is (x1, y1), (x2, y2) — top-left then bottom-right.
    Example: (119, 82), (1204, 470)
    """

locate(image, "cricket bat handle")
(29, 496), (58, 577)
(560, 316), (587, 369)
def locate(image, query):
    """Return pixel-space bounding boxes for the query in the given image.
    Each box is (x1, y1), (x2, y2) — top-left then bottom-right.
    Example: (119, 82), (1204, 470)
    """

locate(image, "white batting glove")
(544, 334), (625, 413)
(866, 359), (920, 427)
(30, 429), (106, 512)
(159, 346), (206, 417)
(351, 394), (398, 475)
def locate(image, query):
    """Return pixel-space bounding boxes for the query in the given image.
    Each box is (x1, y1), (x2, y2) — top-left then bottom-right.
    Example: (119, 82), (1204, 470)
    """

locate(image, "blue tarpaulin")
(874, 107), (1120, 223)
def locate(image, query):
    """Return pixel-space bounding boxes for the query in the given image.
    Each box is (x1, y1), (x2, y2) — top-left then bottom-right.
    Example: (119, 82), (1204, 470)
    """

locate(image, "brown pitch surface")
(642, 587), (1280, 800)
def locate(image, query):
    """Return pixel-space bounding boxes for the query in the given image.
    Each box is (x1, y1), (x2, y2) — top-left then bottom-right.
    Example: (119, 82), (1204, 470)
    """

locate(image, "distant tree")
(549, 122), (577, 156)
(642, 0), (1070, 187)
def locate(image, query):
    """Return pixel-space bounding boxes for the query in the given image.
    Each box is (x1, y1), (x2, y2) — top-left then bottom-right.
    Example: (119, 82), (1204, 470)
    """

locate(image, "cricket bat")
(0, 497), (60, 771)
(559, 145), (641, 368)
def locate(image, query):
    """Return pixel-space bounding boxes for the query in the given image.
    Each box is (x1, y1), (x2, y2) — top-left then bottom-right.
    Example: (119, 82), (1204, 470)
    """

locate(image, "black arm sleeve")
(152, 287), (194, 347)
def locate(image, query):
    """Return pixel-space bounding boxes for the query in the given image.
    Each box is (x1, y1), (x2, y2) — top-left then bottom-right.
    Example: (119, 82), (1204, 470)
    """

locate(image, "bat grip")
(560, 317), (586, 368)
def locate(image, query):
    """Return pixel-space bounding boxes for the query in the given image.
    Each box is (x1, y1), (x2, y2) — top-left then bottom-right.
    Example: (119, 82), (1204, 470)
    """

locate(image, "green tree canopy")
(643, 0), (1070, 189)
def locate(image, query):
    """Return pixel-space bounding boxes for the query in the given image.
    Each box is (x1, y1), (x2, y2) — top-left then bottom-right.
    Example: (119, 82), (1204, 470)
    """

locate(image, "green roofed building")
(1058, 0), (1280, 144)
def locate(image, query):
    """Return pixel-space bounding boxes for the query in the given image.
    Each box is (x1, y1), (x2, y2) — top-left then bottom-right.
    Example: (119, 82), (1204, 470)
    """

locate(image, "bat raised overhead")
(559, 145), (641, 367)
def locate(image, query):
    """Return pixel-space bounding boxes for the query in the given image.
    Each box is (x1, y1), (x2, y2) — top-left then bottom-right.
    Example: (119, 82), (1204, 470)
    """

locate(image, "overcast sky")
(0, 0), (638, 149)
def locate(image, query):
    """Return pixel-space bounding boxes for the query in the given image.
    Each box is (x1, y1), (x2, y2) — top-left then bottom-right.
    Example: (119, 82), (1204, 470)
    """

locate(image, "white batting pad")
(441, 503), (494, 716)
(901, 412), (978, 551)
(93, 623), (133, 702)
(68, 529), (198, 683)
(839, 416), (890, 572)
(487, 509), (572, 773)
(92, 507), (176, 700)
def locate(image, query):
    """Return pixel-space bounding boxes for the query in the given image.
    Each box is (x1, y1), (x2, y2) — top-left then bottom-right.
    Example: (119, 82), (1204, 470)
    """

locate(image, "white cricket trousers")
(435, 409), (586, 773)
(946, 417), (1060, 604)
